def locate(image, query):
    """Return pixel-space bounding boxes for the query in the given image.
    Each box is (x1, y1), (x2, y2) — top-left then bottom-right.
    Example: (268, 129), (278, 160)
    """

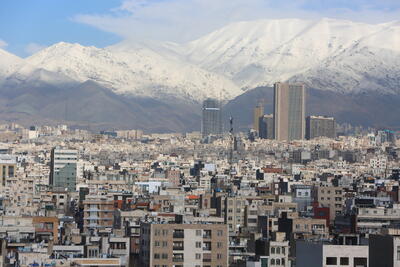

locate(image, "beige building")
(317, 186), (344, 222)
(0, 155), (16, 186)
(140, 223), (228, 267)
(224, 196), (247, 233)
(273, 82), (305, 141)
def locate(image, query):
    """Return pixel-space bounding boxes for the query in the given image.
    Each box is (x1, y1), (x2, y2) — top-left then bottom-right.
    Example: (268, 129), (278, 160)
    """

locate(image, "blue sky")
(1, 0), (399, 57)
(0, 0), (122, 56)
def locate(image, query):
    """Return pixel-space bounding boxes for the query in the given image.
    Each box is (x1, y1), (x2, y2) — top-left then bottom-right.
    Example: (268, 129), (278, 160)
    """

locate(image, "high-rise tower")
(201, 98), (222, 138)
(273, 82), (305, 141)
(253, 102), (264, 134)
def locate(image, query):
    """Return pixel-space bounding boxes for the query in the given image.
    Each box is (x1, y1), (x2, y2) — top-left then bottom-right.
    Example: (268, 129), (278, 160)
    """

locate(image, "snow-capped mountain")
(1, 18), (400, 104)
(25, 42), (242, 102)
(0, 48), (24, 78)
(171, 18), (400, 93)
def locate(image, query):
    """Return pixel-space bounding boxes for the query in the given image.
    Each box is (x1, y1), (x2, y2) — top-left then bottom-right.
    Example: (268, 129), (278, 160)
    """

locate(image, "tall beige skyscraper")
(273, 82), (305, 141)
(253, 103), (264, 134)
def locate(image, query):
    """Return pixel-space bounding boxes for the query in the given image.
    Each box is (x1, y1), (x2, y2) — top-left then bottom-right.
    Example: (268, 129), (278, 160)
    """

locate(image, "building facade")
(201, 99), (222, 138)
(49, 147), (77, 192)
(139, 223), (228, 267)
(273, 82), (305, 141)
(306, 116), (336, 140)
(253, 103), (264, 134)
(0, 154), (16, 186)
(259, 114), (274, 139)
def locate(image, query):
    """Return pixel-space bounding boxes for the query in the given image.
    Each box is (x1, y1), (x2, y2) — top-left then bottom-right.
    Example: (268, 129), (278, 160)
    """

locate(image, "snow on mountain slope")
(26, 42), (242, 102)
(289, 23), (400, 93)
(0, 48), (24, 78)
(175, 18), (400, 91)
(3, 18), (400, 103)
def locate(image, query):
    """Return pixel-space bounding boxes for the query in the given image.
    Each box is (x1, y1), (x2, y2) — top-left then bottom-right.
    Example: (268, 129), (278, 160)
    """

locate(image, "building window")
(271, 247), (275, 254)
(326, 257), (337, 265)
(154, 241), (160, 247)
(195, 241), (202, 248)
(397, 246), (400, 261)
(340, 257), (349, 265)
(154, 253), (160, 259)
(162, 241), (168, 247)
(161, 253), (168, 259)
(195, 253), (201, 259)
(217, 254), (222, 259)
(217, 230), (223, 236)
(353, 257), (367, 266)
(217, 242), (222, 248)
(196, 230), (202, 236)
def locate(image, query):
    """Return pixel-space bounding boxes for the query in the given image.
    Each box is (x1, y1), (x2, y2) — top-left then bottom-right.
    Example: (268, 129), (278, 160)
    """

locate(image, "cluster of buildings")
(0, 83), (397, 266)
(0, 119), (397, 266)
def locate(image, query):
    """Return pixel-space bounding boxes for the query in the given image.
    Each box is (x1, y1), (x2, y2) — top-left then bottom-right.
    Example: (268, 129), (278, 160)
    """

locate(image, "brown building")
(32, 216), (59, 243)
(139, 222), (228, 267)
(83, 195), (115, 234)
(273, 82), (305, 141)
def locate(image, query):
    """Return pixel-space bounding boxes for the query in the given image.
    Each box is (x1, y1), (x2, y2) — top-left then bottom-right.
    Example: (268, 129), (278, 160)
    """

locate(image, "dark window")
(353, 257), (367, 267)
(340, 257), (349, 265)
(326, 257), (337, 265)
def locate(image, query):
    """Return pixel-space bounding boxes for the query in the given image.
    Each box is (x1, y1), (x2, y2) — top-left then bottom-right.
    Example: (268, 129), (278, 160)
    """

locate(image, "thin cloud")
(73, 0), (400, 43)
(0, 39), (8, 48)
(25, 43), (46, 55)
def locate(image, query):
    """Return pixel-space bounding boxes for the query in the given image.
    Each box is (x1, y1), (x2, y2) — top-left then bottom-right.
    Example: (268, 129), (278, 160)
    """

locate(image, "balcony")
(172, 254), (184, 262)
(203, 242), (212, 251)
(173, 230), (184, 238)
(172, 242), (184, 250)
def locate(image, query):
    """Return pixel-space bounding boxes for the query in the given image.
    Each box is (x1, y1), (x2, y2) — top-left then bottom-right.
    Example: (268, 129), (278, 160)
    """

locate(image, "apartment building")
(83, 195), (115, 234)
(317, 186), (344, 222)
(224, 196), (247, 233)
(49, 147), (77, 192)
(0, 154), (16, 186)
(139, 222), (228, 267)
(268, 232), (290, 267)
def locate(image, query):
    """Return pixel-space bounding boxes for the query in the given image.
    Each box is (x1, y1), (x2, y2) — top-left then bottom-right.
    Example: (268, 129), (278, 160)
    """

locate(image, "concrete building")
(201, 98), (222, 138)
(224, 196), (247, 233)
(0, 154), (16, 186)
(296, 241), (368, 267)
(273, 82), (305, 141)
(306, 116), (336, 140)
(253, 103), (264, 134)
(49, 147), (77, 192)
(139, 222), (228, 267)
(259, 114), (274, 139)
(317, 186), (344, 222)
(83, 195), (115, 234)
(268, 232), (290, 267)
